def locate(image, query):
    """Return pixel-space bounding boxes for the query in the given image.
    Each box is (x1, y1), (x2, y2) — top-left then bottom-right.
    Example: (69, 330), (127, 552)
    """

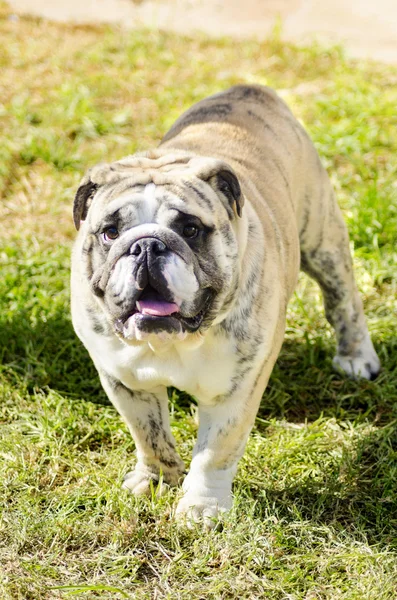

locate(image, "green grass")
(1, 3), (397, 598)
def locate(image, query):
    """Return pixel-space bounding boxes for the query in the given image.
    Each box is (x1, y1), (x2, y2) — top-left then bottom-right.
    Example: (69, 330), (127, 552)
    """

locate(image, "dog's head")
(73, 151), (244, 343)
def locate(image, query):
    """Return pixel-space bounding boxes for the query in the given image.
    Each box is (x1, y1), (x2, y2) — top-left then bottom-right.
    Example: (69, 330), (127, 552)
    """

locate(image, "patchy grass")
(1, 3), (397, 599)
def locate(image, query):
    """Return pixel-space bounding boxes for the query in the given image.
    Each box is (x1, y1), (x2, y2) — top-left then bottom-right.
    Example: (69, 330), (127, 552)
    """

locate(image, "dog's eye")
(102, 226), (119, 242)
(183, 224), (199, 239)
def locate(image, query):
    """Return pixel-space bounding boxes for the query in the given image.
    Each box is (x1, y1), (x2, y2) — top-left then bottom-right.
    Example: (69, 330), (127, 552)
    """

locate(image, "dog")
(71, 85), (380, 526)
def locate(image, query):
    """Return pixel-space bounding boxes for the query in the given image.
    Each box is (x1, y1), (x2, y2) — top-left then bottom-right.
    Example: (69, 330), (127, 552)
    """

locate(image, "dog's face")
(73, 152), (244, 342)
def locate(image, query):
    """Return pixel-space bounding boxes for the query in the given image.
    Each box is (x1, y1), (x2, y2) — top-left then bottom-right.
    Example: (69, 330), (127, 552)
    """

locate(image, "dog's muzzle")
(129, 237), (179, 316)
(92, 225), (214, 341)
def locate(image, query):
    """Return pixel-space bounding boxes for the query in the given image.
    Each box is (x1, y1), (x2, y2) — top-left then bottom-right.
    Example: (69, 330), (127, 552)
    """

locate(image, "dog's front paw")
(333, 335), (380, 380)
(175, 490), (233, 529)
(122, 466), (161, 496)
(122, 460), (185, 496)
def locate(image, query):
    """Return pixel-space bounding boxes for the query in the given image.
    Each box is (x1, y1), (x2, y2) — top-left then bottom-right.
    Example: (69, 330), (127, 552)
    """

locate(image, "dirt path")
(6, 0), (397, 63)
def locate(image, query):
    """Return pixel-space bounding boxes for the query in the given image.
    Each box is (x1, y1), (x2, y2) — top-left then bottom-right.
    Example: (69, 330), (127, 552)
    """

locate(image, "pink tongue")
(136, 299), (179, 316)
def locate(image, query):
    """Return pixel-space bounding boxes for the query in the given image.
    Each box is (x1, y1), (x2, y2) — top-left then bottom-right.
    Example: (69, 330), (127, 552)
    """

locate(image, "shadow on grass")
(1, 306), (396, 548)
(2, 307), (395, 418)
(1, 303), (396, 418)
(259, 336), (397, 425)
(0, 308), (108, 404)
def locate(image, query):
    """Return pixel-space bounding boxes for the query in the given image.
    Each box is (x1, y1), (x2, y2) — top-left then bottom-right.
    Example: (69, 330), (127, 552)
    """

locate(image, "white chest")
(84, 327), (237, 404)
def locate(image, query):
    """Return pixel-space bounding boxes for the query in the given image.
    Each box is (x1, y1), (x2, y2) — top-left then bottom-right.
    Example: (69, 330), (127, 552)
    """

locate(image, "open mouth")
(115, 285), (213, 335)
(135, 285), (180, 317)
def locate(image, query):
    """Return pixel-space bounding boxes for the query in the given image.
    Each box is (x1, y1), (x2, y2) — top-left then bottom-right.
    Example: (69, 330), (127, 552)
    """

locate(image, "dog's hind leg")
(299, 177), (380, 380)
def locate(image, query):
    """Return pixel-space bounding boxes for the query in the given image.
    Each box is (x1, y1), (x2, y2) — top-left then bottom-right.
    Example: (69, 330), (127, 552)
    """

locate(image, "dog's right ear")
(73, 173), (98, 230)
(73, 160), (138, 230)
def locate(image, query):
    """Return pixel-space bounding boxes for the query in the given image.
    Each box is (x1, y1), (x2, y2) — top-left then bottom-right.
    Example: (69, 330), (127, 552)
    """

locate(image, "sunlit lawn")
(0, 2), (396, 598)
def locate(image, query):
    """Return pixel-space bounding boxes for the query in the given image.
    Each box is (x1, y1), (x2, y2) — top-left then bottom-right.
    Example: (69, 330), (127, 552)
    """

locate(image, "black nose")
(130, 238), (167, 257)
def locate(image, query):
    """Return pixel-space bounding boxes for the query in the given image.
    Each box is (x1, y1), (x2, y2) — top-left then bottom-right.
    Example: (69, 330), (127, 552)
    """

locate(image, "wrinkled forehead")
(89, 178), (222, 230)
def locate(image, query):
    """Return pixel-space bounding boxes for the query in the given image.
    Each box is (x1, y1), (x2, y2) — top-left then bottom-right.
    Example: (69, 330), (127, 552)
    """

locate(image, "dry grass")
(1, 2), (397, 598)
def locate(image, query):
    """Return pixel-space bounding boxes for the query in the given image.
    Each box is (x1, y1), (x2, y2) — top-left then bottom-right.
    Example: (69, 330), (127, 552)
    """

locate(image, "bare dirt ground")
(6, 0), (397, 63)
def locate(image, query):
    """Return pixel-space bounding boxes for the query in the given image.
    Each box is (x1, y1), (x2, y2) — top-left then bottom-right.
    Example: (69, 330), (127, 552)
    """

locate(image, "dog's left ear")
(195, 160), (244, 218)
(215, 167), (244, 218)
(73, 173), (98, 230)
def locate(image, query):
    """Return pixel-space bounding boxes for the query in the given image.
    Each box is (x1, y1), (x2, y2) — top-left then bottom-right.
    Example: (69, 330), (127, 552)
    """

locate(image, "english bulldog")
(71, 85), (380, 526)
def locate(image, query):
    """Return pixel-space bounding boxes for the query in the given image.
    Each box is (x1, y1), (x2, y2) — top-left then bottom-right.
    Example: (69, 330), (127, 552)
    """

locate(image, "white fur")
(163, 254), (199, 303)
(141, 183), (159, 222)
(122, 465), (162, 495)
(176, 471), (233, 528)
(91, 184), (159, 231)
(108, 257), (135, 297)
(79, 322), (237, 405)
(333, 331), (380, 380)
(176, 448), (236, 527)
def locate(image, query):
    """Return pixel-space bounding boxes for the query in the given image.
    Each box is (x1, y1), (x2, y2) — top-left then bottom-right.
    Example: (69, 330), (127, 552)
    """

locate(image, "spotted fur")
(71, 84), (380, 528)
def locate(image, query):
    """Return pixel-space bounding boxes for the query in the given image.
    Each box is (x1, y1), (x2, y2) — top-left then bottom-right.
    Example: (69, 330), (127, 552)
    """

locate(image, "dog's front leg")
(176, 356), (276, 527)
(100, 372), (185, 495)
